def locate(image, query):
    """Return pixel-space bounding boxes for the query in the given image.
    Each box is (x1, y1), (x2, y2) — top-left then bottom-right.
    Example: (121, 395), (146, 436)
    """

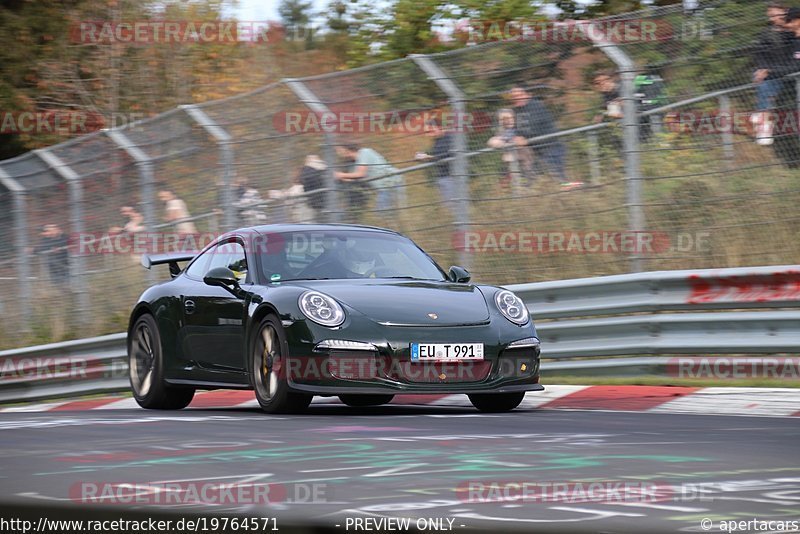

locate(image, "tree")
(327, 0), (349, 33)
(454, 0), (539, 21)
(278, 0), (313, 41)
(381, 0), (445, 59)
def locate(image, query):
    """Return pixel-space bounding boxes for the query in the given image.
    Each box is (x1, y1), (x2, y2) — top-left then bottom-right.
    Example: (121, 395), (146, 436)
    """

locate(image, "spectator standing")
(594, 71), (663, 143)
(107, 207), (145, 264)
(233, 179), (268, 225)
(633, 72), (667, 140)
(111, 206), (145, 235)
(157, 189), (197, 235)
(593, 73), (623, 123)
(415, 118), (458, 213)
(32, 224), (69, 284)
(486, 109), (534, 195)
(296, 154), (327, 221)
(334, 144), (406, 225)
(332, 149), (366, 223)
(592, 72), (624, 152)
(752, 3), (794, 145)
(509, 86), (583, 191)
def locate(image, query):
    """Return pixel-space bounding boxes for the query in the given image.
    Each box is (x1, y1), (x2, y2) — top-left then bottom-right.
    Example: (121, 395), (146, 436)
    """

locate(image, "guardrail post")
(587, 25), (645, 273)
(34, 149), (90, 320)
(180, 105), (235, 232)
(106, 129), (157, 285)
(718, 95), (735, 163)
(0, 169), (31, 332)
(283, 79), (341, 224)
(410, 54), (471, 270)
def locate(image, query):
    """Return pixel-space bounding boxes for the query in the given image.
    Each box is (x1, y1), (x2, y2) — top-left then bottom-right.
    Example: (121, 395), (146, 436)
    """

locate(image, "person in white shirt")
(157, 189), (197, 235)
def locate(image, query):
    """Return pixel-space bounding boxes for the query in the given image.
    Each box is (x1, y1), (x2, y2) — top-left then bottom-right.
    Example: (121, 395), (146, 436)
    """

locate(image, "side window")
(206, 241), (248, 282)
(184, 250), (210, 279)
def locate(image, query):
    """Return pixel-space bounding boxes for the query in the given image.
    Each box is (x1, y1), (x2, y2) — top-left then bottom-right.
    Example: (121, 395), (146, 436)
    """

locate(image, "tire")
(468, 392), (525, 413)
(338, 394), (395, 407)
(252, 315), (312, 414)
(129, 314), (195, 410)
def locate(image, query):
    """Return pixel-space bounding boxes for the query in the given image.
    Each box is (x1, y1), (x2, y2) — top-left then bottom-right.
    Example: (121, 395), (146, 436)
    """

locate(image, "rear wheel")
(252, 315), (312, 414)
(468, 392), (525, 413)
(338, 394), (395, 407)
(129, 314), (194, 409)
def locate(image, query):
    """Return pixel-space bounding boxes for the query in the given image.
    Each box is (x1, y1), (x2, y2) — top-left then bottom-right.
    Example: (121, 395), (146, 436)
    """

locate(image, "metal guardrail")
(0, 265), (798, 403)
(507, 264), (800, 319)
(0, 333), (127, 403)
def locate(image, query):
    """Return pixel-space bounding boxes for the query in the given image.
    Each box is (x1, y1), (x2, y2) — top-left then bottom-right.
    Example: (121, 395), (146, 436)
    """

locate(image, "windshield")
(257, 230), (447, 283)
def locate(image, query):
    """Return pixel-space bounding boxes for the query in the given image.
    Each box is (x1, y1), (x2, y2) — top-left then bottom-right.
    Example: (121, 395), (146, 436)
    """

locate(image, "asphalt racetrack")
(0, 400), (798, 533)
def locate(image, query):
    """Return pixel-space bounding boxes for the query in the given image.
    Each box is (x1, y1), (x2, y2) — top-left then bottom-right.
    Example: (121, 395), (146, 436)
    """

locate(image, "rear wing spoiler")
(141, 252), (198, 278)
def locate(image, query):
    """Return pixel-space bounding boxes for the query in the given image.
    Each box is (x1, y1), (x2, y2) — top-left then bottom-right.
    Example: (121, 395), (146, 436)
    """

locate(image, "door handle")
(184, 299), (196, 314)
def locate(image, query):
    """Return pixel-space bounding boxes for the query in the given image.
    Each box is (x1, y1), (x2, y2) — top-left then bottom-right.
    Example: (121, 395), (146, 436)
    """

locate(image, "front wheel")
(129, 314), (195, 410)
(468, 392), (525, 413)
(338, 394), (395, 407)
(252, 315), (312, 414)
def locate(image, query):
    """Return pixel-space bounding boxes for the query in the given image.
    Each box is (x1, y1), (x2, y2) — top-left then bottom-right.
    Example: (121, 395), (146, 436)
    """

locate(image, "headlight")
(495, 289), (529, 325)
(299, 290), (345, 327)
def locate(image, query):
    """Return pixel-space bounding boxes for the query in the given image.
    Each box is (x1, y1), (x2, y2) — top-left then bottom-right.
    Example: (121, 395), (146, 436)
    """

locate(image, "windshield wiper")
(273, 277), (333, 282)
(383, 276), (444, 281)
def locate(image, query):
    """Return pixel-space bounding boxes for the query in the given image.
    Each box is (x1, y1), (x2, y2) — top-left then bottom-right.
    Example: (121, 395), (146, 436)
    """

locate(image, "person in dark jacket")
(415, 118), (457, 214)
(509, 86), (582, 191)
(33, 224), (69, 284)
(752, 2), (794, 145)
(296, 154), (327, 220)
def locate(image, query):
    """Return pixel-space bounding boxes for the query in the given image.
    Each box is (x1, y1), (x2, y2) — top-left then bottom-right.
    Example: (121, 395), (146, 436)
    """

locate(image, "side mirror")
(448, 265), (471, 284)
(204, 267), (240, 291)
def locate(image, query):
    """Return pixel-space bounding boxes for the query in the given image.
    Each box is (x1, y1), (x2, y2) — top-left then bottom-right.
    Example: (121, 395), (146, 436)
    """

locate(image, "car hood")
(297, 280), (490, 326)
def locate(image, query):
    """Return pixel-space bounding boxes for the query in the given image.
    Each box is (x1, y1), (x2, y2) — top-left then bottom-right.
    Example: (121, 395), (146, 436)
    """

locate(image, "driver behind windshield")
(307, 240), (379, 279)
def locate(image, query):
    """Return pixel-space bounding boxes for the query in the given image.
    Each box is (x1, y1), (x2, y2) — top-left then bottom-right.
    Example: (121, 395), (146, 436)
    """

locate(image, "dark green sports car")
(127, 224), (542, 413)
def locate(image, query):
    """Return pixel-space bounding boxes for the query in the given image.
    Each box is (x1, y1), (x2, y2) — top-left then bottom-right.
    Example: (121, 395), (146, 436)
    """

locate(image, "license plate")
(410, 343), (484, 362)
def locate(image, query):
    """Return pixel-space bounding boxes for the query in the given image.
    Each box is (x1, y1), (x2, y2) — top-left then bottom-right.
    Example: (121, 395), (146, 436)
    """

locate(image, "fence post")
(718, 95), (735, 162)
(410, 54), (471, 270)
(34, 149), (90, 320)
(587, 129), (602, 184)
(796, 77), (800, 148)
(181, 105), (235, 232)
(283, 79), (341, 223)
(0, 169), (31, 332)
(106, 129), (157, 285)
(588, 26), (644, 273)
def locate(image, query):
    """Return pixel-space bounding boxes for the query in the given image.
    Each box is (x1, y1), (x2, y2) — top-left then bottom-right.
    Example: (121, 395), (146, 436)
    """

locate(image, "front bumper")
(282, 319), (542, 395)
(289, 381), (545, 395)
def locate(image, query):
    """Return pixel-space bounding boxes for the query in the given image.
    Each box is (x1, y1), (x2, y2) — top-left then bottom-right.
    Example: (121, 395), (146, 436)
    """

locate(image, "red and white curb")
(3, 385), (800, 417)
